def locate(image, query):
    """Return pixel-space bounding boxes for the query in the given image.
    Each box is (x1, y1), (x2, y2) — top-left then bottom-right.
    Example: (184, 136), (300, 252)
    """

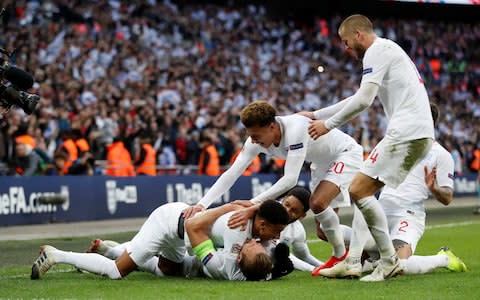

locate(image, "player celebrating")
(31, 200), (289, 281)
(321, 103), (467, 277)
(277, 186), (323, 272)
(184, 100), (363, 272)
(91, 186), (321, 274)
(306, 14), (434, 281)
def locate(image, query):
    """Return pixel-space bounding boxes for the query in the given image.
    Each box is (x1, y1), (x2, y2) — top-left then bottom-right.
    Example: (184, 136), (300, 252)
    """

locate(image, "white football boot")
(31, 245), (57, 279)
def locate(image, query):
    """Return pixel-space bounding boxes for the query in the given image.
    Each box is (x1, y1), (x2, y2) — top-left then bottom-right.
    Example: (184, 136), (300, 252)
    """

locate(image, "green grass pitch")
(1, 204), (479, 300)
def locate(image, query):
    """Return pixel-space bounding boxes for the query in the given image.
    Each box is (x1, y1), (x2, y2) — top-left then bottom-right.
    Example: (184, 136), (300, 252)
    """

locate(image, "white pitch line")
(306, 220), (480, 244)
(425, 220), (480, 229)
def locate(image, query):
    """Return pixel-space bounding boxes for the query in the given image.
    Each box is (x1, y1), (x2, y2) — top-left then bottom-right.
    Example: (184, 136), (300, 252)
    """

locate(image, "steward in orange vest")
(198, 134), (220, 176)
(471, 148), (480, 172)
(60, 137), (78, 174)
(135, 133), (157, 176)
(106, 138), (136, 176)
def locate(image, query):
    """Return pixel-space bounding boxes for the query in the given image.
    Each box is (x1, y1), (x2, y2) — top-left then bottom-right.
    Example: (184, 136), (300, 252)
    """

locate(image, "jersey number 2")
(398, 220), (409, 233)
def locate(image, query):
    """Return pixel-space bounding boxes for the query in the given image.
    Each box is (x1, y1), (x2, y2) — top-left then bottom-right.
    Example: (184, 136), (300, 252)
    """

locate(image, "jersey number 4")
(368, 149), (379, 164)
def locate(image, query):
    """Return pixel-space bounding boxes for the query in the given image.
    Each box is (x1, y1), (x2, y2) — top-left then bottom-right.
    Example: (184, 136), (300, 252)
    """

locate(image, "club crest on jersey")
(289, 143), (304, 151)
(231, 243), (242, 254)
(363, 67), (373, 75)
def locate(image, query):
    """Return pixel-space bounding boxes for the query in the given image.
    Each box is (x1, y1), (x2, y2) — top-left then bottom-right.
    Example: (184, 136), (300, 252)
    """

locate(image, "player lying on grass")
(184, 100), (364, 273)
(31, 200), (289, 281)
(227, 186), (323, 272)
(318, 103), (467, 278)
(89, 186), (322, 275)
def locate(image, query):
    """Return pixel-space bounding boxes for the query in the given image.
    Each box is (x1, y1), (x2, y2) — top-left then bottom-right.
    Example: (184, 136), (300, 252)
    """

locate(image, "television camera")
(0, 8), (39, 115)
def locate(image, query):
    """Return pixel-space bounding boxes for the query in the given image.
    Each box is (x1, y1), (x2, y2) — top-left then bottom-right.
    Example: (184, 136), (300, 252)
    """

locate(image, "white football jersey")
(200, 248), (246, 281)
(279, 220), (322, 270)
(260, 115), (357, 164)
(198, 114), (360, 207)
(361, 37), (434, 142)
(279, 220), (306, 248)
(379, 142), (454, 218)
(184, 211), (253, 280)
(184, 211), (253, 252)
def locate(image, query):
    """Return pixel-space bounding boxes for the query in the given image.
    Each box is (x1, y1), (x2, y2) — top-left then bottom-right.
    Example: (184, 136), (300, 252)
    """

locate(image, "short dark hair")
(257, 200), (289, 225)
(239, 252), (272, 281)
(286, 186), (311, 213)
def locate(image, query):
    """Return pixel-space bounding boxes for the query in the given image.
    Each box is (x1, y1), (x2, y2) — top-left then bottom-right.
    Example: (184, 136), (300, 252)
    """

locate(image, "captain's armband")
(193, 239), (216, 265)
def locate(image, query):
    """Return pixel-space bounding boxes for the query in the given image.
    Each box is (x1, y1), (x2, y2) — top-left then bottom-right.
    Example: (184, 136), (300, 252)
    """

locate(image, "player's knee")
(309, 196), (329, 212)
(392, 239), (412, 259)
(349, 185), (363, 201)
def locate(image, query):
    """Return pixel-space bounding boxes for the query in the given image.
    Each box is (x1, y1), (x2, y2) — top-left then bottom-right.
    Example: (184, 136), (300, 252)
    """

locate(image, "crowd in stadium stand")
(0, 0), (479, 176)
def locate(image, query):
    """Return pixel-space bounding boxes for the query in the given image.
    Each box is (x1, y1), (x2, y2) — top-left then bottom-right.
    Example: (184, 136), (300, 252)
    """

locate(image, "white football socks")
(53, 250), (122, 279)
(345, 205), (372, 264)
(104, 242), (129, 259)
(314, 206), (346, 258)
(138, 256), (164, 277)
(356, 196), (396, 260)
(401, 255), (448, 274)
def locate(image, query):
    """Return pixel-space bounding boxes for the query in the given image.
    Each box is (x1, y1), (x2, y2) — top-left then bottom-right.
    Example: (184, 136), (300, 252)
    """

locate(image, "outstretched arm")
(324, 82), (378, 130)
(185, 203), (241, 248)
(249, 155), (305, 204)
(307, 83), (378, 140)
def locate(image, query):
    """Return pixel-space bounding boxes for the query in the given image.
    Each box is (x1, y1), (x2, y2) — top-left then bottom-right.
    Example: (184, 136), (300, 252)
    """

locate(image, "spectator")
(44, 152), (68, 176)
(0, 1), (478, 176)
(135, 131), (157, 176)
(197, 132), (221, 176)
(105, 137), (135, 176)
(157, 140), (177, 174)
(10, 135), (46, 176)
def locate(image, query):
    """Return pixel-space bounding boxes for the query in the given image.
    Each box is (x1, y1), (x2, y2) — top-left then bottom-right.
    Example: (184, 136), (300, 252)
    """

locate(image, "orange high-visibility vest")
(62, 139), (78, 174)
(274, 158), (285, 168)
(106, 141), (136, 176)
(136, 143), (157, 176)
(198, 145), (220, 176)
(471, 149), (480, 171)
(75, 138), (90, 153)
(230, 149), (260, 176)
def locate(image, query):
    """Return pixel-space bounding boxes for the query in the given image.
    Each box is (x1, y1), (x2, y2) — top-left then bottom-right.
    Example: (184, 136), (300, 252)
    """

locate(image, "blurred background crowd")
(0, 0), (479, 176)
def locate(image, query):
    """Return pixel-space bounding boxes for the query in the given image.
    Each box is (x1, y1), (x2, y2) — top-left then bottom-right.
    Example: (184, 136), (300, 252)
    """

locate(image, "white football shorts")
(361, 137), (433, 188)
(127, 202), (189, 266)
(388, 214), (425, 254)
(310, 143), (363, 208)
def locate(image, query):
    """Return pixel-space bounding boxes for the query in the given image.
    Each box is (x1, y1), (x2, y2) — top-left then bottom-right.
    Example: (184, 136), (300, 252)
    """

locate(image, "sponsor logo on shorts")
(289, 143), (304, 150)
(363, 67), (373, 75)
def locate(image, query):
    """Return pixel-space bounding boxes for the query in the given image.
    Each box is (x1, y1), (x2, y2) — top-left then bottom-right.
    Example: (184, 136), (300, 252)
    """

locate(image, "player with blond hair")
(306, 14), (434, 281)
